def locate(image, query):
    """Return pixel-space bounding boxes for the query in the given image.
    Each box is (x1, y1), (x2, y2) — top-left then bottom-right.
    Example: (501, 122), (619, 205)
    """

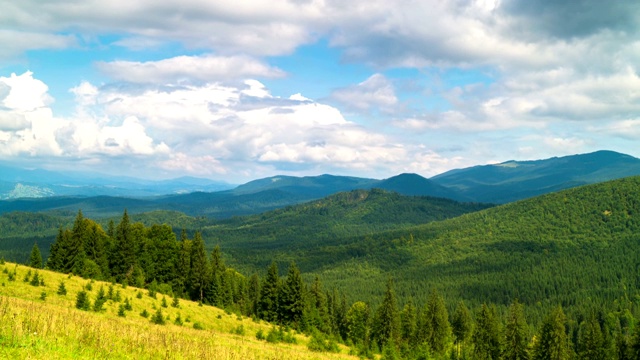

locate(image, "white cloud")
(330, 74), (398, 113)
(96, 55), (286, 84)
(0, 30), (76, 61)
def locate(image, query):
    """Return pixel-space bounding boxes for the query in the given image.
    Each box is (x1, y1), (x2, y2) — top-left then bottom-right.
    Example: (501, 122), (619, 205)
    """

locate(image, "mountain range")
(1, 150), (639, 218)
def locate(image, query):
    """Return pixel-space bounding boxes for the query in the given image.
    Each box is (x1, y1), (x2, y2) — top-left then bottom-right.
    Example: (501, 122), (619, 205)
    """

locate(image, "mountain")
(376, 173), (469, 201)
(431, 150), (640, 203)
(0, 163), (234, 199)
(185, 175), (640, 323)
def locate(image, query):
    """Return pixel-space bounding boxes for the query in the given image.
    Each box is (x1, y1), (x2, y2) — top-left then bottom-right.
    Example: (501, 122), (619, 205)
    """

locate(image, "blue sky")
(1, 0), (640, 182)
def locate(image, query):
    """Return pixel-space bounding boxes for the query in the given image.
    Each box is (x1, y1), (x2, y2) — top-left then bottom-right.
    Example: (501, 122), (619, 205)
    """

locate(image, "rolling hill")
(431, 150), (640, 203)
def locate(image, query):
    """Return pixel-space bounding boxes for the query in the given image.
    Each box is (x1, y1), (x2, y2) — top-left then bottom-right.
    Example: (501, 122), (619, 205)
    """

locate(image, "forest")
(3, 176), (640, 358)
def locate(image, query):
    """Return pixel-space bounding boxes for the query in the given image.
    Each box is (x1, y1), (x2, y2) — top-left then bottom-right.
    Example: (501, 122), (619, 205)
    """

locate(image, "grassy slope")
(0, 263), (356, 359)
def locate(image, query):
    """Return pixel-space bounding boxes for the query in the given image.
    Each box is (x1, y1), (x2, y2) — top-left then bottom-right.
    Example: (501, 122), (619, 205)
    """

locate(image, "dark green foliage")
(400, 299), (417, 344)
(29, 271), (40, 287)
(124, 297), (132, 311)
(93, 285), (107, 312)
(423, 290), (451, 355)
(174, 313), (183, 326)
(40, 291), (47, 301)
(188, 231), (209, 302)
(171, 294), (180, 308)
(307, 330), (340, 353)
(75, 290), (90, 311)
(452, 300), (473, 358)
(231, 324), (245, 336)
(111, 210), (136, 281)
(192, 322), (204, 330)
(151, 308), (165, 325)
(117, 304), (126, 317)
(161, 296), (168, 308)
(576, 313), (605, 360)
(371, 279), (400, 349)
(29, 242), (42, 269)
(503, 300), (530, 360)
(471, 304), (502, 360)
(346, 301), (370, 346)
(533, 306), (570, 360)
(258, 262), (280, 322)
(265, 326), (297, 344)
(140, 309), (149, 318)
(279, 261), (305, 327)
(256, 329), (265, 340)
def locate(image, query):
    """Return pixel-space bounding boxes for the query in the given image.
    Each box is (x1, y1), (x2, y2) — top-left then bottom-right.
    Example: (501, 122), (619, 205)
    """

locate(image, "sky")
(1, 0), (640, 183)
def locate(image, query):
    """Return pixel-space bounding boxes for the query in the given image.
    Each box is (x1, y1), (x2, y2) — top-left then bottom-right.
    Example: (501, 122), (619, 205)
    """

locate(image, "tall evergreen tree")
(279, 261), (306, 327)
(307, 276), (330, 333)
(146, 224), (177, 285)
(503, 300), (530, 360)
(174, 230), (191, 296)
(533, 306), (570, 360)
(47, 226), (66, 271)
(576, 313), (605, 360)
(110, 210), (136, 280)
(452, 300), (473, 359)
(400, 299), (417, 345)
(346, 301), (370, 346)
(83, 220), (110, 278)
(247, 273), (260, 317)
(425, 289), (451, 355)
(371, 278), (400, 349)
(471, 304), (502, 360)
(257, 261), (280, 322)
(29, 242), (43, 269)
(188, 231), (209, 302)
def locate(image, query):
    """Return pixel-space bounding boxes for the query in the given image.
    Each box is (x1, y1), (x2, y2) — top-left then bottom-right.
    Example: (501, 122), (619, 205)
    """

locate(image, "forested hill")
(205, 176), (640, 322)
(431, 150), (640, 203)
(202, 189), (490, 257)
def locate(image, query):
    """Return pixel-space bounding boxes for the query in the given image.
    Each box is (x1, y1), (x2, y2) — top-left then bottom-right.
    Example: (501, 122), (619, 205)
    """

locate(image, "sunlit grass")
(0, 263), (356, 359)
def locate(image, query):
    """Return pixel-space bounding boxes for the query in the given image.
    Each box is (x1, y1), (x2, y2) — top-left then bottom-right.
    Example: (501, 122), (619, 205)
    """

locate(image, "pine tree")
(57, 281), (67, 295)
(247, 273), (260, 317)
(188, 231), (209, 303)
(452, 300), (473, 359)
(111, 210), (136, 280)
(371, 278), (400, 349)
(425, 289), (451, 355)
(46, 227), (65, 271)
(576, 313), (605, 360)
(83, 220), (110, 278)
(29, 242), (43, 269)
(279, 261), (306, 327)
(258, 261), (280, 322)
(346, 301), (370, 346)
(533, 306), (570, 360)
(307, 276), (330, 333)
(503, 299), (530, 360)
(472, 304), (502, 360)
(400, 299), (417, 345)
(76, 290), (90, 310)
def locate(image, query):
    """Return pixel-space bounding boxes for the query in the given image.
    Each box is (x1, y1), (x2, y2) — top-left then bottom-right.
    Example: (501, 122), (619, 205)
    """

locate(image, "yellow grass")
(0, 263), (357, 359)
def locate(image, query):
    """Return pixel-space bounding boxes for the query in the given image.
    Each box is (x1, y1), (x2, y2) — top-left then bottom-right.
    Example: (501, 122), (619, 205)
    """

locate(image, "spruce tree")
(371, 278), (400, 349)
(471, 304), (502, 360)
(188, 231), (209, 303)
(279, 261), (305, 327)
(576, 313), (605, 360)
(503, 299), (530, 360)
(308, 276), (330, 333)
(111, 210), (136, 280)
(425, 289), (451, 355)
(346, 301), (370, 346)
(533, 306), (570, 360)
(258, 261), (280, 322)
(400, 299), (417, 345)
(29, 242), (43, 269)
(452, 300), (473, 359)
(76, 290), (90, 310)
(247, 273), (260, 317)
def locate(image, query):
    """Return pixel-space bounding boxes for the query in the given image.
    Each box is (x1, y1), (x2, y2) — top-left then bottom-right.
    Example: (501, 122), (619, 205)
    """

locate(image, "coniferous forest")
(17, 175), (640, 360)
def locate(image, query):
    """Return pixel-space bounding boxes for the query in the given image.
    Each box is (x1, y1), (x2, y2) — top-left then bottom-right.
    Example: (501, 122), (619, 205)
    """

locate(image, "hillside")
(0, 262), (354, 359)
(431, 150), (640, 203)
(201, 176), (640, 322)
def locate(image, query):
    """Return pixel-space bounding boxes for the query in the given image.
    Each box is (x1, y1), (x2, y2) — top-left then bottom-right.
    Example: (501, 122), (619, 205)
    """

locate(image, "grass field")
(0, 262), (357, 359)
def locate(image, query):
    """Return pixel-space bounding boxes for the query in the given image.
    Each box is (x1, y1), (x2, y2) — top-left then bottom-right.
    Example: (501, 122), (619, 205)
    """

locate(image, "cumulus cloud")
(96, 55), (286, 84)
(330, 74), (398, 114)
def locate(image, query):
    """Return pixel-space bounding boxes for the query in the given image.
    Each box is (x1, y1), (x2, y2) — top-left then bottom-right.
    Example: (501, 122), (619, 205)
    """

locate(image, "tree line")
(34, 209), (640, 359)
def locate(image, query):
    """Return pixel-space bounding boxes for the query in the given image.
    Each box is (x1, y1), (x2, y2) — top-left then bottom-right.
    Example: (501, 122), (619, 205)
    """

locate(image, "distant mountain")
(232, 174), (379, 197)
(431, 150), (640, 203)
(376, 173), (469, 201)
(0, 164), (234, 199)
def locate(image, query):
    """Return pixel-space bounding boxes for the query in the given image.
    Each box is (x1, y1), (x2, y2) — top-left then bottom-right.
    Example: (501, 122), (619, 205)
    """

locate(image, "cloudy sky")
(1, 0), (639, 183)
